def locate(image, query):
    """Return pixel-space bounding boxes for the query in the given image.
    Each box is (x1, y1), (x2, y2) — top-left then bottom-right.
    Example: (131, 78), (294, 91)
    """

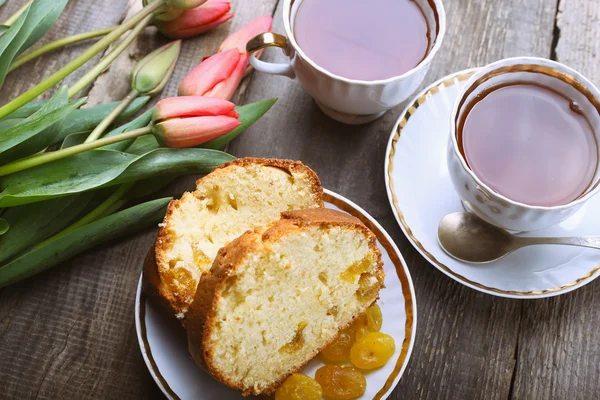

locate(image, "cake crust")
(144, 158), (324, 322)
(186, 208), (385, 396)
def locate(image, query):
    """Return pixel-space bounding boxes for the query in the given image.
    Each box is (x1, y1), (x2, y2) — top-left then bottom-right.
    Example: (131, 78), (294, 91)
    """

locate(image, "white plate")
(385, 68), (600, 299)
(135, 189), (417, 399)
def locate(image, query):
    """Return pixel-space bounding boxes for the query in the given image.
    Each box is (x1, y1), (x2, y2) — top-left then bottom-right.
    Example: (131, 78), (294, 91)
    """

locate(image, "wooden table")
(1, 0), (599, 399)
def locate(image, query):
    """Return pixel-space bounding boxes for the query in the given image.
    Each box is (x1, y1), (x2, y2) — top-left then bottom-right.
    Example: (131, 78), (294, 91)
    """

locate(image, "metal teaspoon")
(437, 212), (600, 263)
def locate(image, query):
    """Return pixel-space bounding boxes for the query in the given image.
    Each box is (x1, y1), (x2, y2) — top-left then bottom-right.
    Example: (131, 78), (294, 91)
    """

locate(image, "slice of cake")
(186, 208), (385, 396)
(143, 158), (324, 320)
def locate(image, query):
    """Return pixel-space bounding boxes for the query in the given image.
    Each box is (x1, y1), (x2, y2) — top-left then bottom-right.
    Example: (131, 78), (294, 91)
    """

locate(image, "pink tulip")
(152, 96), (241, 148)
(218, 15), (273, 54)
(157, 0), (233, 39)
(177, 16), (272, 99)
(178, 48), (247, 100)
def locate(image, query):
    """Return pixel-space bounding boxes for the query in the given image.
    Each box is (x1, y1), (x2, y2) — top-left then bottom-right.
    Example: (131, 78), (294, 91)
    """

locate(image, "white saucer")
(135, 189), (417, 399)
(385, 68), (600, 299)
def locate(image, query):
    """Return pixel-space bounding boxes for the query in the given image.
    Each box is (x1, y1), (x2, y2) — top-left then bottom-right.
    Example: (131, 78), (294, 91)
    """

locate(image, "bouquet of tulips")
(0, 0), (275, 287)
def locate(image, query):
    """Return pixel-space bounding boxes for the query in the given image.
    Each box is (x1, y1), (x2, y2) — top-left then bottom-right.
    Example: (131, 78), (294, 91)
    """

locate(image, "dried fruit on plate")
(350, 332), (396, 370)
(275, 373), (322, 400)
(320, 325), (357, 363)
(315, 365), (367, 399)
(353, 303), (383, 340)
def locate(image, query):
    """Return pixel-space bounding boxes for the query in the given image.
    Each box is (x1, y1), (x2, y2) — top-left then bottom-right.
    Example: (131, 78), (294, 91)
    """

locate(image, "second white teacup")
(448, 57), (600, 232)
(246, 0), (446, 124)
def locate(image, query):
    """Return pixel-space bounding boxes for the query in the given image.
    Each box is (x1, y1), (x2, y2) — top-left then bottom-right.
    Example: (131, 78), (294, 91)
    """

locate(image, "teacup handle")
(246, 32), (296, 79)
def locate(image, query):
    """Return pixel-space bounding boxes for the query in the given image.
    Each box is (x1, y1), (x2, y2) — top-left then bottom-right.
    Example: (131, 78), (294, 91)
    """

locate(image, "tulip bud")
(157, 0), (233, 39)
(178, 48), (246, 100)
(217, 15), (273, 76)
(152, 96), (241, 148)
(166, 0), (207, 10)
(218, 15), (273, 54)
(132, 41), (181, 96)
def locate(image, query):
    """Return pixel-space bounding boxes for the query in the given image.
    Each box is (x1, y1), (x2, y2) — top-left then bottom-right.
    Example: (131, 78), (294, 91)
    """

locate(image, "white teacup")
(246, 0), (446, 124)
(447, 57), (600, 232)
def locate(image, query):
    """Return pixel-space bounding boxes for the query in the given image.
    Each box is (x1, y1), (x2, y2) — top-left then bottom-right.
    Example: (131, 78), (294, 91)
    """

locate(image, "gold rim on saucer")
(138, 191), (416, 399)
(385, 69), (600, 297)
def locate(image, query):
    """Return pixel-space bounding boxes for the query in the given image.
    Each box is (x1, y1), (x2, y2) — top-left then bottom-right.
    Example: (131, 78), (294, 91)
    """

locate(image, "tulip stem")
(0, 0), (165, 120)
(68, 15), (153, 98)
(0, 126), (152, 177)
(9, 27), (118, 72)
(84, 90), (140, 143)
(4, 0), (32, 26)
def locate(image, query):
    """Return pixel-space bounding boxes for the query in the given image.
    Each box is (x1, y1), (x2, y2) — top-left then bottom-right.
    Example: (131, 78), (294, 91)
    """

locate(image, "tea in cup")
(448, 57), (600, 231)
(246, 0), (446, 124)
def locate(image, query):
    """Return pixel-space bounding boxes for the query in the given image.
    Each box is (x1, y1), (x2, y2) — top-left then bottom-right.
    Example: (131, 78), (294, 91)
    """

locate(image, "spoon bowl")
(437, 212), (517, 263)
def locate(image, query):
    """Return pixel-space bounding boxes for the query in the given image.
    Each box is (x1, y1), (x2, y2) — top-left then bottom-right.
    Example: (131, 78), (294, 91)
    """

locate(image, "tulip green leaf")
(126, 176), (176, 201)
(17, 0), (69, 56)
(0, 86), (69, 150)
(2, 98), (64, 120)
(0, 217), (8, 235)
(0, 0), (68, 88)
(3, 99), (44, 119)
(0, 197), (171, 288)
(0, 87), (86, 163)
(59, 96), (151, 150)
(201, 98), (277, 150)
(0, 192), (95, 264)
(60, 131), (88, 149)
(0, 9), (29, 87)
(4, 97), (88, 120)
(0, 117), (22, 131)
(125, 134), (159, 155)
(103, 109), (153, 151)
(54, 96), (150, 145)
(0, 148), (235, 207)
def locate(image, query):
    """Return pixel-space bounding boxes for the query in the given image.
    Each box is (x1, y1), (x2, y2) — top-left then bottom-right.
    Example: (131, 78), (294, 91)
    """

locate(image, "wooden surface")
(0, 0), (599, 399)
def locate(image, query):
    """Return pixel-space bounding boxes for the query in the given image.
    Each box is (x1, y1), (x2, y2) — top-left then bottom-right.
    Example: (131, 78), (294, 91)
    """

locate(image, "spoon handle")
(520, 236), (600, 250)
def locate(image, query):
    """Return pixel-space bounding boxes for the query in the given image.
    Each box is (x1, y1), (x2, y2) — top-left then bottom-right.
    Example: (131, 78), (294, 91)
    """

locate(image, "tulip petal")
(154, 96), (236, 121)
(178, 49), (240, 97)
(218, 15), (273, 54)
(160, 0), (233, 39)
(172, 12), (234, 39)
(205, 53), (248, 100)
(155, 116), (241, 148)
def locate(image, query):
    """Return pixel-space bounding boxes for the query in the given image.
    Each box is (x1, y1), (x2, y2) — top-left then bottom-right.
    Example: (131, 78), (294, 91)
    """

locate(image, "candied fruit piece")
(275, 373), (322, 400)
(168, 257), (182, 270)
(320, 326), (356, 363)
(165, 264), (194, 287)
(366, 304), (383, 332)
(356, 273), (380, 301)
(315, 365), (366, 399)
(280, 322), (308, 354)
(340, 257), (372, 283)
(352, 304), (383, 341)
(350, 332), (395, 370)
(327, 306), (339, 316)
(192, 247), (210, 265)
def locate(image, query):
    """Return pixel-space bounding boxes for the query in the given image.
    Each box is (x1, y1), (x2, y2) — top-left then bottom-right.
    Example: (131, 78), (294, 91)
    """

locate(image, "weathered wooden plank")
(555, 0), (600, 82)
(0, 0), (279, 398)
(228, 0), (558, 399)
(511, 0), (600, 398)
